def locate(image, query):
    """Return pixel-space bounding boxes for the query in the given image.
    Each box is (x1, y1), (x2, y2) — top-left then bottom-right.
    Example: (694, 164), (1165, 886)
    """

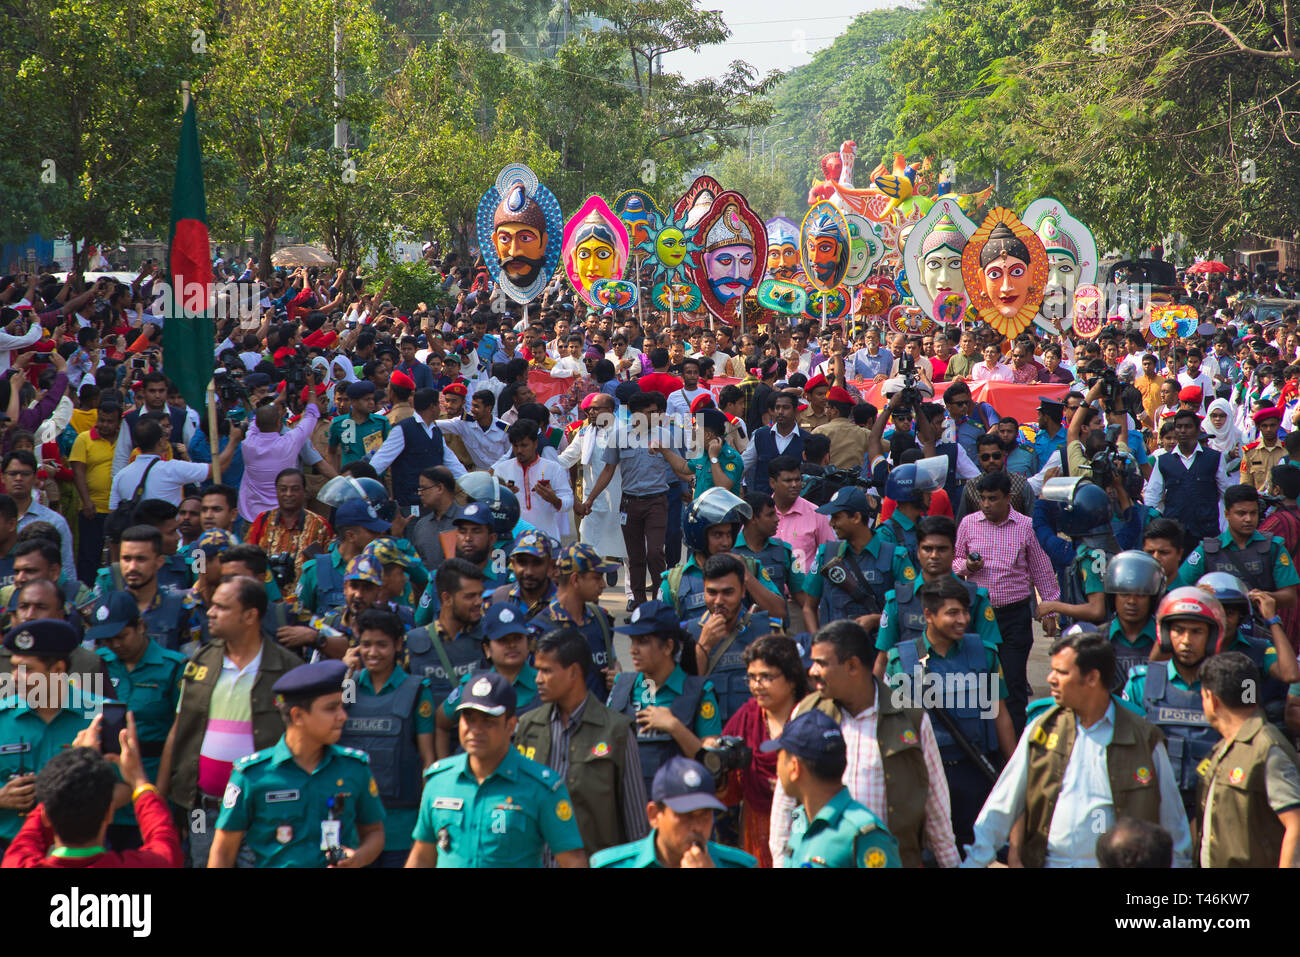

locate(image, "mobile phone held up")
(101, 702), (128, 755)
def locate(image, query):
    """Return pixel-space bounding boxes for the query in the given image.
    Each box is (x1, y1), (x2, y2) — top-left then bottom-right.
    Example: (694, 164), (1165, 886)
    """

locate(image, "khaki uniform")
(1240, 440), (1287, 492)
(798, 406), (832, 431)
(813, 416), (871, 470)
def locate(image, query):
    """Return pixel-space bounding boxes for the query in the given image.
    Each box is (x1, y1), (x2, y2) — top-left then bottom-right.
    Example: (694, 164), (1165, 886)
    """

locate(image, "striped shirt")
(541, 697), (650, 866)
(769, 697), (960, 868)
(195, 650), (262, 797)
(953, 507), (1061, 607)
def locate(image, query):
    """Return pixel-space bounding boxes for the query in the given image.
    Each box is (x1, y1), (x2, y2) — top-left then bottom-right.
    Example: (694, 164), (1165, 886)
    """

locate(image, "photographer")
(1065, 375), (1133, 481)
(1, 712), (182, 868)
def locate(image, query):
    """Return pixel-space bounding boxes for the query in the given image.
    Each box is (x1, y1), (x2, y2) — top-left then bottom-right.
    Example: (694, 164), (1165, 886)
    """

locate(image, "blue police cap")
(651, 756), (725, 812)
(482, 603), (531, 642)
(815, 486), (871, 516)
(452, 502), (494, 528)
(454, 670), (516, 718)
(615, 600), (681, 636)
(85, 591), (141, 642)
(272, 660), (349, 703)
(346, 380), (376, 399)
(4, 619), (80, 657)
(760, 710), (847, 775)
(334, 498), (392, 534)
(243, 373), (271, 390)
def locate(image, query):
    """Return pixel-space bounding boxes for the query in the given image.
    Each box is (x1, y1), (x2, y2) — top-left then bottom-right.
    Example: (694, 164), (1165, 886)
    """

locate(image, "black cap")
(244, 372), (271, 390)
(651, 757), (726, 812)
(85, 591), (140, 641)
(272, 660), (348, 704)
(453, 670), (517, 717)
(4, 619), (79, 657)
(1036, 397), (1065, 419)
(759, 710), (847, 777)
(346, 380), (376, 399)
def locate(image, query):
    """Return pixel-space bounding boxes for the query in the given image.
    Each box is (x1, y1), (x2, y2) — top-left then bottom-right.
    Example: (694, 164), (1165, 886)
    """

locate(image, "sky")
(663, 0), (904, 82)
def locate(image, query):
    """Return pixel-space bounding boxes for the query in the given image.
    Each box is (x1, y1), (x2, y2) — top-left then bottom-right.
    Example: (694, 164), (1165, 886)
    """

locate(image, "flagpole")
(182, 78), (219, 480)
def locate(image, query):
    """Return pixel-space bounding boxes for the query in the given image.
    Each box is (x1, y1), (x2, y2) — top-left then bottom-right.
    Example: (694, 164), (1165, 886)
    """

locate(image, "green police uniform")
(295, 544), (348, 618)
(786, 787), (901, 868)
(803, 537), (918, 606)
(443, 664), (538, 719)
(687, 441), (745, 495)
(214, 736), (387, 868)
(328, 412), (391, 466)
(875, 575), (1001, 653)
(657, 550), (782, 609)
(734, 530), (805, 596)
(1074, 543), (1107, 596)
(412, 747), (584, 867)
(614, 667), (723, 739)
(0, 690), (103, 842)
(1121, 660), (1200, 707)
(589, 829), (756, 867)
(355, 667), (436, 853)
(883, 635), (1008, 699)
(874, 510), (916, 554)
(1177, 530), (1300, 590)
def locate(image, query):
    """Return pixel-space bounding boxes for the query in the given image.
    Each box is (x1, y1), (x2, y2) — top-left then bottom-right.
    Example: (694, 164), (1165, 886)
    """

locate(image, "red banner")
(855, 379), (1070, 423)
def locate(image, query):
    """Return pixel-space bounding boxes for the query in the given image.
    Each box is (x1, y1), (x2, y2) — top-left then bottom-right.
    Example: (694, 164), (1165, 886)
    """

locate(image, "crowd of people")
(1, 252), (1300, 870)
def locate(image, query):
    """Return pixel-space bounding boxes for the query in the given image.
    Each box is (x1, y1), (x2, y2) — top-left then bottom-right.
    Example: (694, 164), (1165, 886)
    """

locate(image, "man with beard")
(492, 182), (551, 294)
(116, 526), (187, 652)
(489, 529), (557, 622)
(413, 503), (508, 628)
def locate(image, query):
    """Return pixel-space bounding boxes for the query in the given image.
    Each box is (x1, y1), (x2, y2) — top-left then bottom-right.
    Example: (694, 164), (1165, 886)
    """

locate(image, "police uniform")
(1106, 617), (1158, 691)
(489, 580), (557, 622)
(590, 756), (756, 868)
(295, 544), (349, 618)
(412, 672), (584, 867)
(535, 597), (615, 699)
(875, 511), (920, 565)
(685, 610), (771, 724)
(444, 665), (539, 720)
(1177, 529), (1300, 595)
(805, 537), (917, 625)
(329, 405), (392, 467)
(94, 554), (192, 596)
(1241, 439), (1287, 492)
(876, 573), (1001, 654)
(337, 666), (435, 858)
(734, 530), (802, 629)
(1122, 659), (1218, 816)
(0, 621), (104, 845)
(658, 551), (781, 628)
(687, 440), (745, 495)
(787, 788), (900, 868)
(214, 661), (387, 867)
(404, 619), (486, 706)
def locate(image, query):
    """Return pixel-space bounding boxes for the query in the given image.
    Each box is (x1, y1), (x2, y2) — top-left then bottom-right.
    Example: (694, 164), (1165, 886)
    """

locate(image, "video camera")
(896, 353), (923, 408)
(1085, 367), (1125, 414)
(697, 736), (753, 778)
(212, 367), (248, 404)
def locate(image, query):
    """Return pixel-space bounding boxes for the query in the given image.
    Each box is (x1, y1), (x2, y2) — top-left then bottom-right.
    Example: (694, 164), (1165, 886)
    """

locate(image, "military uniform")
(1241, 439), (1287, 492)
(411, 747), (584, 867)
(590, 829), (756, 868)
(804, 537), (918, 626)
(786, 787), (900, 868)
(876, 574), (1001, 654)
(1177, 529), (1300, 595)
(215, 737), (387, 867)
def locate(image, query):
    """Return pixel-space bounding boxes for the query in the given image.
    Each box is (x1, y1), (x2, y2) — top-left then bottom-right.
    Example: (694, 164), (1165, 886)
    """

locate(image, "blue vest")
(1141, 665), (1219, 794)
(143, 592), (187, 652)
(690, 614), (767, 724)
(817, 542), (897, 625)
(1110, 632), (1154, 693)
(535, 605), (613, 699)
(609, 672), (706, 794)
(892, 578), (979, 647)
(1200, 536), (1276, 592)
(1156, 450), (1221, 539)
(314, 554), (346, 615)
(391, 416), (447, 508)
(1230, 628), (1288, 724)
(404, 627), (485, 705)
(750, 426), (808, 495)
(932, 441), (961, 504)
(338, 675), (424, 807)
(896, 633), (999, 761)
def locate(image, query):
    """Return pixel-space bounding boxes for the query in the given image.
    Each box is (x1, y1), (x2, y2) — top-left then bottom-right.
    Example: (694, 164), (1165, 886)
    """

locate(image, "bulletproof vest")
(1021, 702), (1165, 868)
(391, 417), (448, 508)
(1200, 537), (1276, 593)
(313, 553), (346, 615)
(1141, 665), (1219, 796)
(110, 556), (192, 594)
(895, 633), (999, 761)
(1227, 628), (1288, 726)
(698, 614), (765, 725)
(882, 518), (919, 566)
(818, 541), (896, 623)
(674, 567), (709, 625)
(932, 442), (961, 506)
(535, 605), (614, 700)
(142, 591), (187, 652)
(1156, 450), (1222, 539)
(1109, 634), (1154, 693)
(404, 626), (485, 705)
(609, 672), (705, 794)
(892, 577), (981, 647)
(338, 675), (424, 807)
(735, 539), (789, 601)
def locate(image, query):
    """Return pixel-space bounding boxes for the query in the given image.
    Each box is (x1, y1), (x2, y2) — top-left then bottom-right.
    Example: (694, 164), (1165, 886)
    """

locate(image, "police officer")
(874, 515), (1000, 676)
(535, 544), (618, 698)
(1241, 407), (1287, 492)
(875, 460), (943, 565)
(589, 756), (756, 868)
(338, 608), (435, 868)
(804, 486), (918, 633)
(1032, 397), (1067, 476)
(210, 660), (387, 867)
(436, 603), (540, 757)
(116, 525), (188, 652)
(608, 601), (721, 797)
(1177, 484), (1300, 611)
(734, 493), (812, 631)
(1190, 573), (1300, 728)
(515, 626), (650, 860)
(296, 496), (392, 620)
(406, 670), (587, 867)
(88, 591), (185, 847)
(884, 576), (1015, 850)
(1197, 652), (1300, 867)
(489, 529), (558, 621)
(1122, 587), (1224, 819)
(1035, 478), (1121, 626)
(762, 710), (900, 868)
(360, 537), (425, 623)
(414, 503), (509, 625)
(316, 554), (386, 647)
(0, 620), (104, 854)
(660, 488), (785, 629)
(404, 558), (487, 709)
(684, 553), (772, 725)
(1099, 551), (1166, 690)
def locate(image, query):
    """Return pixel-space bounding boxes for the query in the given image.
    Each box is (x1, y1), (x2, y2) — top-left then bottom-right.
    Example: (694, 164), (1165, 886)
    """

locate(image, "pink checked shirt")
(769, 692), (959, 868)
(952, 506), (1061, 606)
(775, 496), (837, 574)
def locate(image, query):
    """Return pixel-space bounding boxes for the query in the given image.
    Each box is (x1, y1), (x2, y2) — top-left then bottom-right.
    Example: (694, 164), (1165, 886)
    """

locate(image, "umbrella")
(270, 244), (337, 267)
(1186, 260), (1229, 275)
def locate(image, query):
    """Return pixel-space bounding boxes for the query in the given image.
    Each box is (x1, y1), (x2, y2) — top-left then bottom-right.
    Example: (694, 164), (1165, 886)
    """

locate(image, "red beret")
(826, 386), (855, 404)
(389, 370), (416, 390)
(1253, 406), (1283, 424)
(805, 373), (829, 391)
(441, 382), (468, 398)
(689, 393), (716, 413)
(1177, 385), (1202, 402)
(300, 383), (328, 403)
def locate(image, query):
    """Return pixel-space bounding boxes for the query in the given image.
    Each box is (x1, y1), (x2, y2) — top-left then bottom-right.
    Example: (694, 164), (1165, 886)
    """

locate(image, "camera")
(698, 736), (753, 778)
(896, 353), (922, 408)
(268, 552), (297, 590)
(1086, 367), (1125, 414)
(213, 367), (247, 404)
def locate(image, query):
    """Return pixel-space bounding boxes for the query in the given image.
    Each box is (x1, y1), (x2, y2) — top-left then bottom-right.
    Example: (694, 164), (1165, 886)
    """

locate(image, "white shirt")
(962, 703), (1192, 867)
(109, 454), (211, 509)
(666, 385), (712, 418)
(1177, 369), (1215, 409)
(740, 423), (801, 472)
(435, 416), (511, 471)
(490, 454), (573, 542)
(368, 413), (468, 479)
(550, 355), (586, 379)
(0, 322), (43, 374)
(1142, 444), (1229, 532)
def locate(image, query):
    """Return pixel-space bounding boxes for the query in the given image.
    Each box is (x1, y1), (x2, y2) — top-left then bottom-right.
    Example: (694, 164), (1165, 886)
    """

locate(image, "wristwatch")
(314, 632), (328, 650)
(1266, 615), (1283, 627)
(710, 456), (719, 464)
